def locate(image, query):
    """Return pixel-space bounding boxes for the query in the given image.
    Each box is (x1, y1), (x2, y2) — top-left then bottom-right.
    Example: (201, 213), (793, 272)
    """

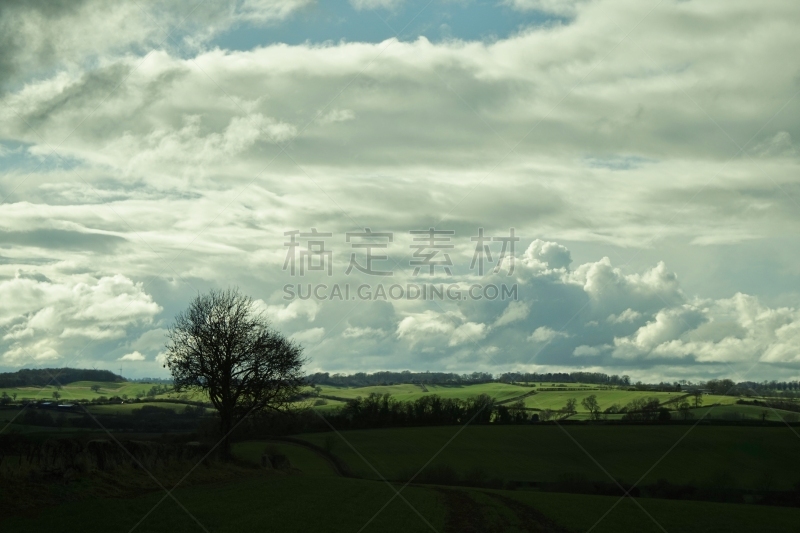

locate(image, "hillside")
(0, 368), (123, 388)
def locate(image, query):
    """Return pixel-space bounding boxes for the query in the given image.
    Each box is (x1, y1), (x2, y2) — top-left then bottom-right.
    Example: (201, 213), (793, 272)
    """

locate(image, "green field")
(298, 425), (800, 490)
(319, 382), (532, 402)
(0, 381), (173, 401)
(690, 403), (800, 422)
(522, 390), (684, 412)
(84, 402), (209, 415)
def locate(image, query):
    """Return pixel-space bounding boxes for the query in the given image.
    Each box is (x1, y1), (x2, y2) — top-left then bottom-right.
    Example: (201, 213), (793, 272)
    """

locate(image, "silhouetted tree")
(581, 395), (601, 420)
(165, 288), (305, 457)
(564, 398), (577, 417)
(692, 390), (704, 408)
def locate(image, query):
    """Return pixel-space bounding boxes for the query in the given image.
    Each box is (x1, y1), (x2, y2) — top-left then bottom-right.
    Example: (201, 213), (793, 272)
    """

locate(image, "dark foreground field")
(296, 425), (800, 491)
(3, 425), (800, 533)
(3, 446), (800, 533)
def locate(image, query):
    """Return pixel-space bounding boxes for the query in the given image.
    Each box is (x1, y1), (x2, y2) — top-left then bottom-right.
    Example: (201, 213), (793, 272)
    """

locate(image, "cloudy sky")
(1, 0), (799, 381)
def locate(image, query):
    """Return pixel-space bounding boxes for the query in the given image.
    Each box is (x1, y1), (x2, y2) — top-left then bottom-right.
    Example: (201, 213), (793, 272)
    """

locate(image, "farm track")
(275, 434), (571, 531)
(268, 436), (352, 477)
(437, 488), (489, 532)
(495, 390), (538, 405)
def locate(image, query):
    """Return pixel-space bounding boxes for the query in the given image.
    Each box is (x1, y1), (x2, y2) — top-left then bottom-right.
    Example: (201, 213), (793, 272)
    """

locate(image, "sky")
(0, 0), (799, 382)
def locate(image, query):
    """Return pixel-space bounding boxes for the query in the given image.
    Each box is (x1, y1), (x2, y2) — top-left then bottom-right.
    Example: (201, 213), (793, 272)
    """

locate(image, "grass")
(4, 438), (800, 533)
(232, 441), (338, 476)
(0, 474), (447, 533)
(689, 403), (800, 422)
(84, 402), (207, 415)
(319, 382), (532, 402)
(499, 488), (800, 533)
(697, 394), (742, 406)
(0, 381), (170, 401)
(297, 424), (800, 490)
(522, 390), (684, 412)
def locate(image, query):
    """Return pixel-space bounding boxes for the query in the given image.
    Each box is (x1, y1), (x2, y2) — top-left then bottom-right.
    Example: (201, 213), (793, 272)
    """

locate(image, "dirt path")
(269, 436), (352, 477)
(436, 488), (571, 533)
(437, 488), (491, 533)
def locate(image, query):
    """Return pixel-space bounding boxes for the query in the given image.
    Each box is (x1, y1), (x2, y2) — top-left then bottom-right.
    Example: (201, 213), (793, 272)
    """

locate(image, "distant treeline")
(306, 371), (494, 387)
(0, 368), (122, 388)
(498, 371), (632, 386)
(306, 370), (627, 387)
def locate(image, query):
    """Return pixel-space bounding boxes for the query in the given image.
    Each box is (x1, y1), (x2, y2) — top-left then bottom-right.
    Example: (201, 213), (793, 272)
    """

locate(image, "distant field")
(700, 394), (745, 406)
(297, 425), (800, 490)
(691, 403), (800, 422)
(84, 402), (209, 415)
(0, 381), (214, 404)
(319, 382), (532, 402)
(522, 390), (685, 412)
(0, 381), (172, 401)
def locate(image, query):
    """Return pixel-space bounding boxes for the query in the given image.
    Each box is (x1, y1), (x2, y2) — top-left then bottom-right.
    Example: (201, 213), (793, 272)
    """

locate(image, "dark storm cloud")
(0, 0), (91, 88)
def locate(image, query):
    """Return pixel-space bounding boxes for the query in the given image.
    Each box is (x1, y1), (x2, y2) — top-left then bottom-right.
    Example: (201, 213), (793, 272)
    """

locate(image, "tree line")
(0, 368), (122, 388)
(306, 371), (494, 388)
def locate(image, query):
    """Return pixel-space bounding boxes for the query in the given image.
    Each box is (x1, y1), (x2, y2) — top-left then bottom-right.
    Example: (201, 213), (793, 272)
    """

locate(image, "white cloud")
(292, 327), (326, 345)
(493, 301), (530, 328)
(260, 299), (319, 323)
(573, 344), (611, 357)
(342, 326), (385, 339)
(0, 273), (161, 365)
(349, 0), (404, 10)
(119, 350), (145, 361)
(608, 308), (642, 324)
(449, 322), (488, 346)
(528, 326), (567, 343)
(318, 108), (356, 125)
(1, 0), (799, 380)
(522, 240), (572, 271)
(503, 0), (587, 16)
(396, 311), (456, 345)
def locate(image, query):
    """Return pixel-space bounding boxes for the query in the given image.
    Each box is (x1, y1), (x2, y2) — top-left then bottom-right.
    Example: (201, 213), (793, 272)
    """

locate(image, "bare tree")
(165, 288), (306, 457)
(581, 394), (601, 420)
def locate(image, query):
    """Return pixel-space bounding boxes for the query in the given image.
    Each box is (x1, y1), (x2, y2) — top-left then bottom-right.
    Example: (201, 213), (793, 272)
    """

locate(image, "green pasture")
(0, 381), (171, 401)
(522, 390), (684, 412)
(526, 381), (613, 389)
(84, 402), (207, 415)
(298, 425), (800, 490)
(700, 394), (745, 406)
(319, 382), (531, 402)
(690, 403), (800, 422)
